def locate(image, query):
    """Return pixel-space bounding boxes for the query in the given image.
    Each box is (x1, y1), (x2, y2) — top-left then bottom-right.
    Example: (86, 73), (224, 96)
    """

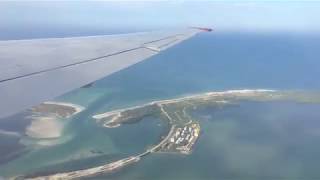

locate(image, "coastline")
(42, 101), (85, 116)
(26, 101), (85, 139)
(93, 89), (276, 121)
(18, 89), (320, 179)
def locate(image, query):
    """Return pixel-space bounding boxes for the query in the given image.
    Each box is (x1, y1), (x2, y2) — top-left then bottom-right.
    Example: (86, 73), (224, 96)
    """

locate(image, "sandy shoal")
(26, 116), (63, 139)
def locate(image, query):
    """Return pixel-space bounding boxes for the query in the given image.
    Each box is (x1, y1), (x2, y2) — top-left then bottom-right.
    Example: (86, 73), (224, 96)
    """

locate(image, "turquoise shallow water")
(92, 101), (320, 180)
(0, 106), (165, 177)
(1, 32), (320, 179)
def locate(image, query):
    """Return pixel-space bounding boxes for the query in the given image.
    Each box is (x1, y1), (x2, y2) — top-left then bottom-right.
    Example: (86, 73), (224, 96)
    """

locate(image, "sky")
(0, 1), (320, 39)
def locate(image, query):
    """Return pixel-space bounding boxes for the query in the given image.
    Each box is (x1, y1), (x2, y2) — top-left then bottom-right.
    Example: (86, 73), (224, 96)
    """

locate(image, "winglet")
(190, 27), (213, 32)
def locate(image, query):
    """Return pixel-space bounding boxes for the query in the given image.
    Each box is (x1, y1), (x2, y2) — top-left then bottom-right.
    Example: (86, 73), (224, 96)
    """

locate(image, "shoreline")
(42, 101), (85, 115)
(26, 101), (85, 139)
(93, 89), (276, 121)
(16, 89), (320, 179)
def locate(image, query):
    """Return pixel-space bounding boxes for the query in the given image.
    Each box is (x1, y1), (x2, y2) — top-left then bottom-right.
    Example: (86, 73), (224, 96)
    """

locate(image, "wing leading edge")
(0, 28), (211, 118)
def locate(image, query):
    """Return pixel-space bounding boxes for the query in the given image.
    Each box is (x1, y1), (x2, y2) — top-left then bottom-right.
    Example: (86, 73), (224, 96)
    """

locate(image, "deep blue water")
(92, 32), (320, 104)
(1, 31), (320, 179)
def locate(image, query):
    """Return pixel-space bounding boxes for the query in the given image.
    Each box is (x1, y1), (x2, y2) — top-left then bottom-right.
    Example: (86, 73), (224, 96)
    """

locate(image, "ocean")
(1, 32), (320, 179)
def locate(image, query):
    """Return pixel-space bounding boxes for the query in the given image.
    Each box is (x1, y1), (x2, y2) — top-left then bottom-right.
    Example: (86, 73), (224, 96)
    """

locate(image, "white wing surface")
(0, 28), (211, 118)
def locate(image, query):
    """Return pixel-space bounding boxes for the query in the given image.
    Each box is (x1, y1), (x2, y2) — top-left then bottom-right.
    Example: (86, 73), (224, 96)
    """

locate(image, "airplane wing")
(0, 27), (211, 118)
